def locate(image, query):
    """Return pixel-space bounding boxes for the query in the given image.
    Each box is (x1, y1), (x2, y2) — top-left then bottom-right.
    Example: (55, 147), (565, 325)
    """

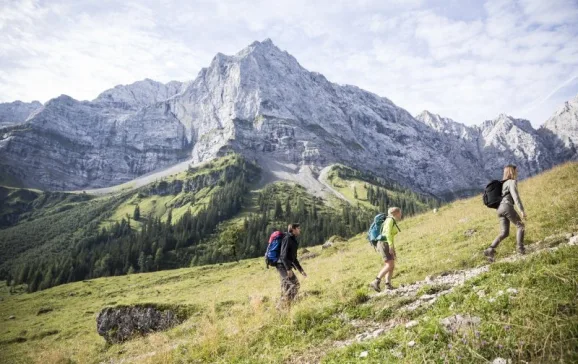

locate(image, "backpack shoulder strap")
(384, 216), (401, 233)
(391, 217), (401, 232)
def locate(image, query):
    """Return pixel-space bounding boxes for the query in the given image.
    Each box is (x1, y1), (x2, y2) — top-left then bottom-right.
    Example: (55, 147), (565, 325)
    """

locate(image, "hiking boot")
(385, 282), (394, 290)
(369, 279), (381, 292)
(484, 248), (496, 262)
(517, 246), (526, 255)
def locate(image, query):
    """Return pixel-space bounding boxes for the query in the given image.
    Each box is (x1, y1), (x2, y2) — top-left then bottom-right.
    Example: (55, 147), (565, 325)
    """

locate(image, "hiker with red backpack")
(368, 207), (402, 292)
(265, 224), (307, 305)
(483, 165), (527, 261)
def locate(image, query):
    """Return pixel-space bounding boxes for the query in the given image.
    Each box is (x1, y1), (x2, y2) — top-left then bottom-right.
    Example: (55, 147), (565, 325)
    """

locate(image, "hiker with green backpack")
(368, 207), (402, 292)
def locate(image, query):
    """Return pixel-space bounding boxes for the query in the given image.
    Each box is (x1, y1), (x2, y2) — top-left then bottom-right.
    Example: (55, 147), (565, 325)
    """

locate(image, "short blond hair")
(388, 207), (401, 215)
(503, 165), (518, 180)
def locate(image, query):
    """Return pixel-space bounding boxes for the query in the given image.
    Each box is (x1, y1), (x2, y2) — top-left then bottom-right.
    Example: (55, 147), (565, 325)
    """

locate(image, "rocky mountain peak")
(481, 114), (535, 135)
(416, 110), (454, 128)
(415, 110), (475, 140)
(94, 78), (185, 108)
(236, 38), (280, 57)
(541, 93), (578, 151)
(0, 100), (43, 127)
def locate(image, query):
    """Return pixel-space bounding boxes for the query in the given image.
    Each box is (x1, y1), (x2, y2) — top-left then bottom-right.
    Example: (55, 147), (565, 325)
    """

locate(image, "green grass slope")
(0, 162), (576, 363)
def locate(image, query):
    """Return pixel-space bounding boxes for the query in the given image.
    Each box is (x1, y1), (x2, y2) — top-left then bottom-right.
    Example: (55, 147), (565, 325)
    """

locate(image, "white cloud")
(520, 0), (578, 25)
(0, 0), (577, 127)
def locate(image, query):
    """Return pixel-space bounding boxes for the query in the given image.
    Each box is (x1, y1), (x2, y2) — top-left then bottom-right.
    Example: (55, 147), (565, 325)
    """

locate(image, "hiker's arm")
(279, 237), (291, 271)
(510, 181), (525, 215)
(293, 257), (304, 274)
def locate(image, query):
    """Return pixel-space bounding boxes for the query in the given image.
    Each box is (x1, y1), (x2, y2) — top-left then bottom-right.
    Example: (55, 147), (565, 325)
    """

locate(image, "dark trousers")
(491, 203), (525, 250)
(276, 264), (300, 303)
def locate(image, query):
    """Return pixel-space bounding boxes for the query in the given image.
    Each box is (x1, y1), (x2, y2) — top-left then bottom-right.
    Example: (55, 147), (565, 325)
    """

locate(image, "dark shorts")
(377, 241), (395, 261)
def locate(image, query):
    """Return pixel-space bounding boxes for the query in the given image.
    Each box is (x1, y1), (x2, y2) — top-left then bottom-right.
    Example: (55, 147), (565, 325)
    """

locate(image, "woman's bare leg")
(384, 260), (395, 284)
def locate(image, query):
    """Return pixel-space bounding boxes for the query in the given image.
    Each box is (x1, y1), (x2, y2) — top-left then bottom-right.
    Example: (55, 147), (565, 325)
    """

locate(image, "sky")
(1, 0), (577, 127)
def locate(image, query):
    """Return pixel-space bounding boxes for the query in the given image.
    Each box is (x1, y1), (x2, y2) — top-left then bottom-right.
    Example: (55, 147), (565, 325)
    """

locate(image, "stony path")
(287, 232), (578, 363)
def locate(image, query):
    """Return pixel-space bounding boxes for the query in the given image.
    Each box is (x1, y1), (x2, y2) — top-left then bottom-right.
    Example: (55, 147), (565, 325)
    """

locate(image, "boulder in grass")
(440, 314), (481, 334)
(96, 303), (196, 344)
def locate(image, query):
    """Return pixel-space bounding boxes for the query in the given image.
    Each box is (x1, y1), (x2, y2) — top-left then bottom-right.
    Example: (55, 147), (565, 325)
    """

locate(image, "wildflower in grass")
(474, 331), (480, 337)
(434, 334), (439, 340)
(498, 344), (503, 349)
(504, 325), (510, 331)
(481, 340), (487, 346)
(448, 343), (453, 349)
(462, 338), (467, 344)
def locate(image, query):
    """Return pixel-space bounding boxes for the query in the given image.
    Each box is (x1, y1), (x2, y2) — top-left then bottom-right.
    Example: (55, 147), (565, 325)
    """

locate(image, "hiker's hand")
(522, 212), (528, 220)
(287, 270), (294, 278)
(389, 247), (395, 258)
(301, 271), (308, 278)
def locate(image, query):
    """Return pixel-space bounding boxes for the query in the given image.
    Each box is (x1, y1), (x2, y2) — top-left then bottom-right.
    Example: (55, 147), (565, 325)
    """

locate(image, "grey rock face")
(0, 39), (576, 196)
(477, 114), (558, 178)
(96, 305), (184, 344)
(540, 95), (578, 159)
(1, 90), (189, 190)
(164, 40), (498, 196)
(0, 100), (42, 127)
(94, 78), (185, 108)
(415, 110), (568, 195)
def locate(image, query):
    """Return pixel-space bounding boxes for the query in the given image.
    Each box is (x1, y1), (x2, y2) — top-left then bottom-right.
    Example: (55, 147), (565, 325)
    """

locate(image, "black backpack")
(483, 180), (505, 209)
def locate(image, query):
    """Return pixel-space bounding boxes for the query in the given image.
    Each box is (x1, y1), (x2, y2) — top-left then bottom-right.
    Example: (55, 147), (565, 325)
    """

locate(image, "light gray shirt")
(502, 179), (525, 214)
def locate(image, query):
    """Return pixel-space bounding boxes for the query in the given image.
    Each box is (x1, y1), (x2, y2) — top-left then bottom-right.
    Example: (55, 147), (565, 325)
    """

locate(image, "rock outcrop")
(96, 304), (190, 344)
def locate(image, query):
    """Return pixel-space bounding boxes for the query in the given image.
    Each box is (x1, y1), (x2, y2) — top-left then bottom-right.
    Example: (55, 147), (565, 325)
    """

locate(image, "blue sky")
(1, 0), (577, 126)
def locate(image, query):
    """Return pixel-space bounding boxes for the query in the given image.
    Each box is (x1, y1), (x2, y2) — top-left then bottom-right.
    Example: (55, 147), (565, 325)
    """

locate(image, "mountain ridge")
(0, 39), (576, 198)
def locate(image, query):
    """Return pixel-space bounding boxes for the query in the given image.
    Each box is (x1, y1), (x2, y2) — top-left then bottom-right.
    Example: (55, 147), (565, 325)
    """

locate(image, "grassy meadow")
(0, 162), (577, 363)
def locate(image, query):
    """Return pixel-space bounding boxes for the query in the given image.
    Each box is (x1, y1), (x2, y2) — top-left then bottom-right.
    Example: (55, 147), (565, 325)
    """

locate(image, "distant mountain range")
(0, 39), (576, 198)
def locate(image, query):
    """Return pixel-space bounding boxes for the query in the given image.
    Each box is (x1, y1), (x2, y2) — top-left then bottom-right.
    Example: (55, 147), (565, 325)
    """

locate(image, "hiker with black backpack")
(265, 224), (307, 305)
(368, 207), (402, 292)
(483, 165), (527, 261)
